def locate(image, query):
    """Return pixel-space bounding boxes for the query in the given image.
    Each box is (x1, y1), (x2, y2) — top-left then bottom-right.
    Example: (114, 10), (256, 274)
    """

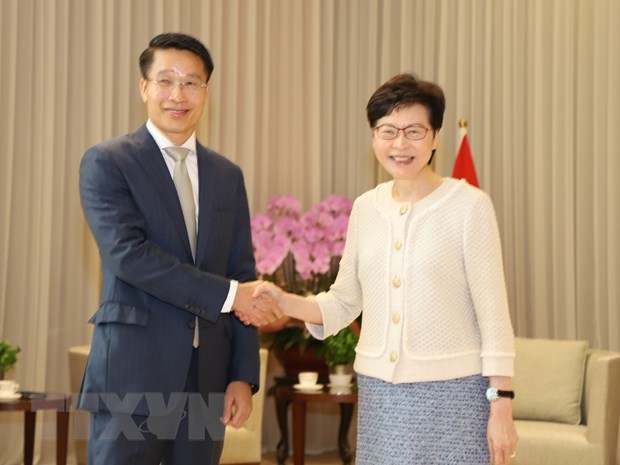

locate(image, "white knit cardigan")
(307, 178), (515, 383)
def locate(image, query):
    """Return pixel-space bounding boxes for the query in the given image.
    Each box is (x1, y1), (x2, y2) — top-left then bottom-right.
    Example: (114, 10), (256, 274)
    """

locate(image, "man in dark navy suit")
(78, 32), (281, 465)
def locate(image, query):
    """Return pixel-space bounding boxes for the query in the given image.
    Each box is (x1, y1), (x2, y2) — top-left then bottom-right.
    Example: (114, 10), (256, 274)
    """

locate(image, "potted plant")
(251, 194), (353, 377)
(323, 324), (359, 386)
(0, 340), (21, 380)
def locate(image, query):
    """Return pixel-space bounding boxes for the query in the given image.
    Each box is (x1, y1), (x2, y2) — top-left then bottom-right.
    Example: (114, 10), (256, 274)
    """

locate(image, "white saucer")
(0, 392), (22, 401)
(329, 387), (352, 395)
(328, 383), (354, 388)
(293, 383), (323, 391)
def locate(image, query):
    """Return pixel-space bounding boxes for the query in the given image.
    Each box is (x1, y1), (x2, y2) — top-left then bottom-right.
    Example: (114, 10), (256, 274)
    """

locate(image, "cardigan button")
(394, 240), (402, 251)
(392, 277), (401, 288)
(392, 313), (401, 324)
(390, 352), (398, 362)
(399, 205), (409, 215)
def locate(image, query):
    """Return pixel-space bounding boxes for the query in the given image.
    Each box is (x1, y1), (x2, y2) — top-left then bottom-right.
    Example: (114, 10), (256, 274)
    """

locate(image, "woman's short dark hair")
(366, 74), (445, 131)
(139, 32), (214, 82)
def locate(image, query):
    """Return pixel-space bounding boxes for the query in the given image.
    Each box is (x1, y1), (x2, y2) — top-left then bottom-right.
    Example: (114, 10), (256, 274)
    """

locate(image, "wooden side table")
(275, 384), (357, 465)
(0, 393), (72, 465)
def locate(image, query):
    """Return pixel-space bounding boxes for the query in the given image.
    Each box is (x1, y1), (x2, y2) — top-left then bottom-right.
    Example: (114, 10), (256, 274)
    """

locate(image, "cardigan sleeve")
(463, 192), (515, 376)
(306, 199), (363, 339)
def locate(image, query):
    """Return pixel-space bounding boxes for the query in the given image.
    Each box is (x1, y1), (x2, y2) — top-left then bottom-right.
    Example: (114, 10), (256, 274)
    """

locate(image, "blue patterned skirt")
(355, 374), (489, 465)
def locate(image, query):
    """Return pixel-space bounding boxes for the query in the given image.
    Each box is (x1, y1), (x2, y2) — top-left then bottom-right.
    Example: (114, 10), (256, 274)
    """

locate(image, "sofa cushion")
(512, 337), (588, 425)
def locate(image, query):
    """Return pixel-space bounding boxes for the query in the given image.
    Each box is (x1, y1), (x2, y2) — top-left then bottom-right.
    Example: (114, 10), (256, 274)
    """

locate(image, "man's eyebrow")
(153, 69), (205, 80)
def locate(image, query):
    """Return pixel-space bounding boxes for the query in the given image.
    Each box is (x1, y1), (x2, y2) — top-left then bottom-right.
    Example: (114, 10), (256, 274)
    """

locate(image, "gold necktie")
(164, 147), (197, 260)
(164, 146), (199, 348)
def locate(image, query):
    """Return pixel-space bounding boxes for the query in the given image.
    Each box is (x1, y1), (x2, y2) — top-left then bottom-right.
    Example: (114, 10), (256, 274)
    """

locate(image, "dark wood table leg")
(291, 399), (307, 465)
(56, 410), (70, 465)
(338, 403), (355, 465)
(24, 410), (36, 465)
(275, 396), (291, 465)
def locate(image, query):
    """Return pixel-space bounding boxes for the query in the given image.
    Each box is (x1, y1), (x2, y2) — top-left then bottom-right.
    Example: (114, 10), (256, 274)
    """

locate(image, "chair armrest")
(583, 350), (620, 463)
(68, 345), (91, 394)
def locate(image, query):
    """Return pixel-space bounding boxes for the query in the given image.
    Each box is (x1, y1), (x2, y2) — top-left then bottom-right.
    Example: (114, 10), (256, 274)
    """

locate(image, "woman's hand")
(252, 281), (284, 302)
(487, 398), (519, 465)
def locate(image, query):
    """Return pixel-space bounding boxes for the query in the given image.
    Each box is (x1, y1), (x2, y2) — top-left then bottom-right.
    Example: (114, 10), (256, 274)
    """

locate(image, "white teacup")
(298, 371), (319, 386)
(0, 380), (20, 397)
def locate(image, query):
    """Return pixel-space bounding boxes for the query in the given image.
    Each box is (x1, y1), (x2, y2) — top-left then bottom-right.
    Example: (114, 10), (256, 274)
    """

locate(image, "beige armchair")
(68, 345), (269, 465)
(512, 338), (620, 465)
(219, 348), (268, 465)
(68, 345), (91, 465)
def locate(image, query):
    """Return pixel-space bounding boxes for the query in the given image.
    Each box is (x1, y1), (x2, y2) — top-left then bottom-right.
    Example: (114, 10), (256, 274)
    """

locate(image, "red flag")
(452, 131), (479, 187)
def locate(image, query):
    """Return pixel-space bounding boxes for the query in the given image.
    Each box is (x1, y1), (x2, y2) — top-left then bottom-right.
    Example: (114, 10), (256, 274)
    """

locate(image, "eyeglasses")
(147, 78), (208, 96)
(373, 124), (430, 141)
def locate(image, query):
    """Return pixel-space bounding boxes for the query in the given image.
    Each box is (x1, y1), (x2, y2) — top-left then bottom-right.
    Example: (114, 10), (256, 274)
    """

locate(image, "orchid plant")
(251, 194), (353, 353)
(251, 194), (353, 296)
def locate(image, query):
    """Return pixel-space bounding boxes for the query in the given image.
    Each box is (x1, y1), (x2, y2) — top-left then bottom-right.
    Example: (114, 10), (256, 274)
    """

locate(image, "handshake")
(232, 281), (285, 327)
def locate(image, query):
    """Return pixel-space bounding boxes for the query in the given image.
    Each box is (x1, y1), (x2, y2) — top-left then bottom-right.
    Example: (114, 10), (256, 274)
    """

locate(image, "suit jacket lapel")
(196, 144), (216, 263)
(132, 125), (194, 261)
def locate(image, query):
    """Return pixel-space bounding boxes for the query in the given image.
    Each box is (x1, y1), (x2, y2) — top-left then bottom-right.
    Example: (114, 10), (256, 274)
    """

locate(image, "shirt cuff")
(221, 280), (238, 313)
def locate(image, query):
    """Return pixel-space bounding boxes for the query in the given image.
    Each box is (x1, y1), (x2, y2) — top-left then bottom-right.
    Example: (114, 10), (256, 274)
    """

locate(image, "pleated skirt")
(355, 374), (490, 465)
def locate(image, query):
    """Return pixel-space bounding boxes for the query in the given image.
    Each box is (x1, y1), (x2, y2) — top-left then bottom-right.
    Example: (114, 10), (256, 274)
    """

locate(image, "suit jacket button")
(188, 320), (196, 329)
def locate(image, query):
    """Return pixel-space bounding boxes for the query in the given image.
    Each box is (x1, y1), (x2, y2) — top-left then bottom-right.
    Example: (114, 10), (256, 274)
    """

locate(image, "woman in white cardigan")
(251, 74), (518, 465)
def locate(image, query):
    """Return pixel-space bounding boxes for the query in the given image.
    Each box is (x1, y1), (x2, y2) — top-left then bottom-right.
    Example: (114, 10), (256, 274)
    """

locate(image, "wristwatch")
(486, 387), (515, 402)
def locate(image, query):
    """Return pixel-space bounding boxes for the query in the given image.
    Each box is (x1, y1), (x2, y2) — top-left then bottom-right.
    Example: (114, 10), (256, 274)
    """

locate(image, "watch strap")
(496, 389), (515, 399)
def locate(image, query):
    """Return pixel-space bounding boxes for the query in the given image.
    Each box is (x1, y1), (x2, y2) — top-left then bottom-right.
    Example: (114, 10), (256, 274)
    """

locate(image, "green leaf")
(323, 326), (358, 366)
(0, 341), (21, 373)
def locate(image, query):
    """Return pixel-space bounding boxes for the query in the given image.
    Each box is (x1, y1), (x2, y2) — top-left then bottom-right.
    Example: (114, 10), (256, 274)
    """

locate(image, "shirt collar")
(146, 119), (197, 155)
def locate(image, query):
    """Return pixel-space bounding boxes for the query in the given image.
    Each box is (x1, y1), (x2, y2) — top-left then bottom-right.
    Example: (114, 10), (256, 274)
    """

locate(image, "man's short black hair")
(139, 32), (214, 82)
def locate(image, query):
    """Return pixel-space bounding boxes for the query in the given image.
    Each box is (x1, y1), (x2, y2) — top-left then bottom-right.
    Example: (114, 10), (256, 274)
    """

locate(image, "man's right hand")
(232, 281), (283, 326)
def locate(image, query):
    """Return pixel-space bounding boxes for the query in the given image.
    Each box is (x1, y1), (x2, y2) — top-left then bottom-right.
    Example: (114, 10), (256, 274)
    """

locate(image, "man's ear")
(139, 79), (148, 103)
